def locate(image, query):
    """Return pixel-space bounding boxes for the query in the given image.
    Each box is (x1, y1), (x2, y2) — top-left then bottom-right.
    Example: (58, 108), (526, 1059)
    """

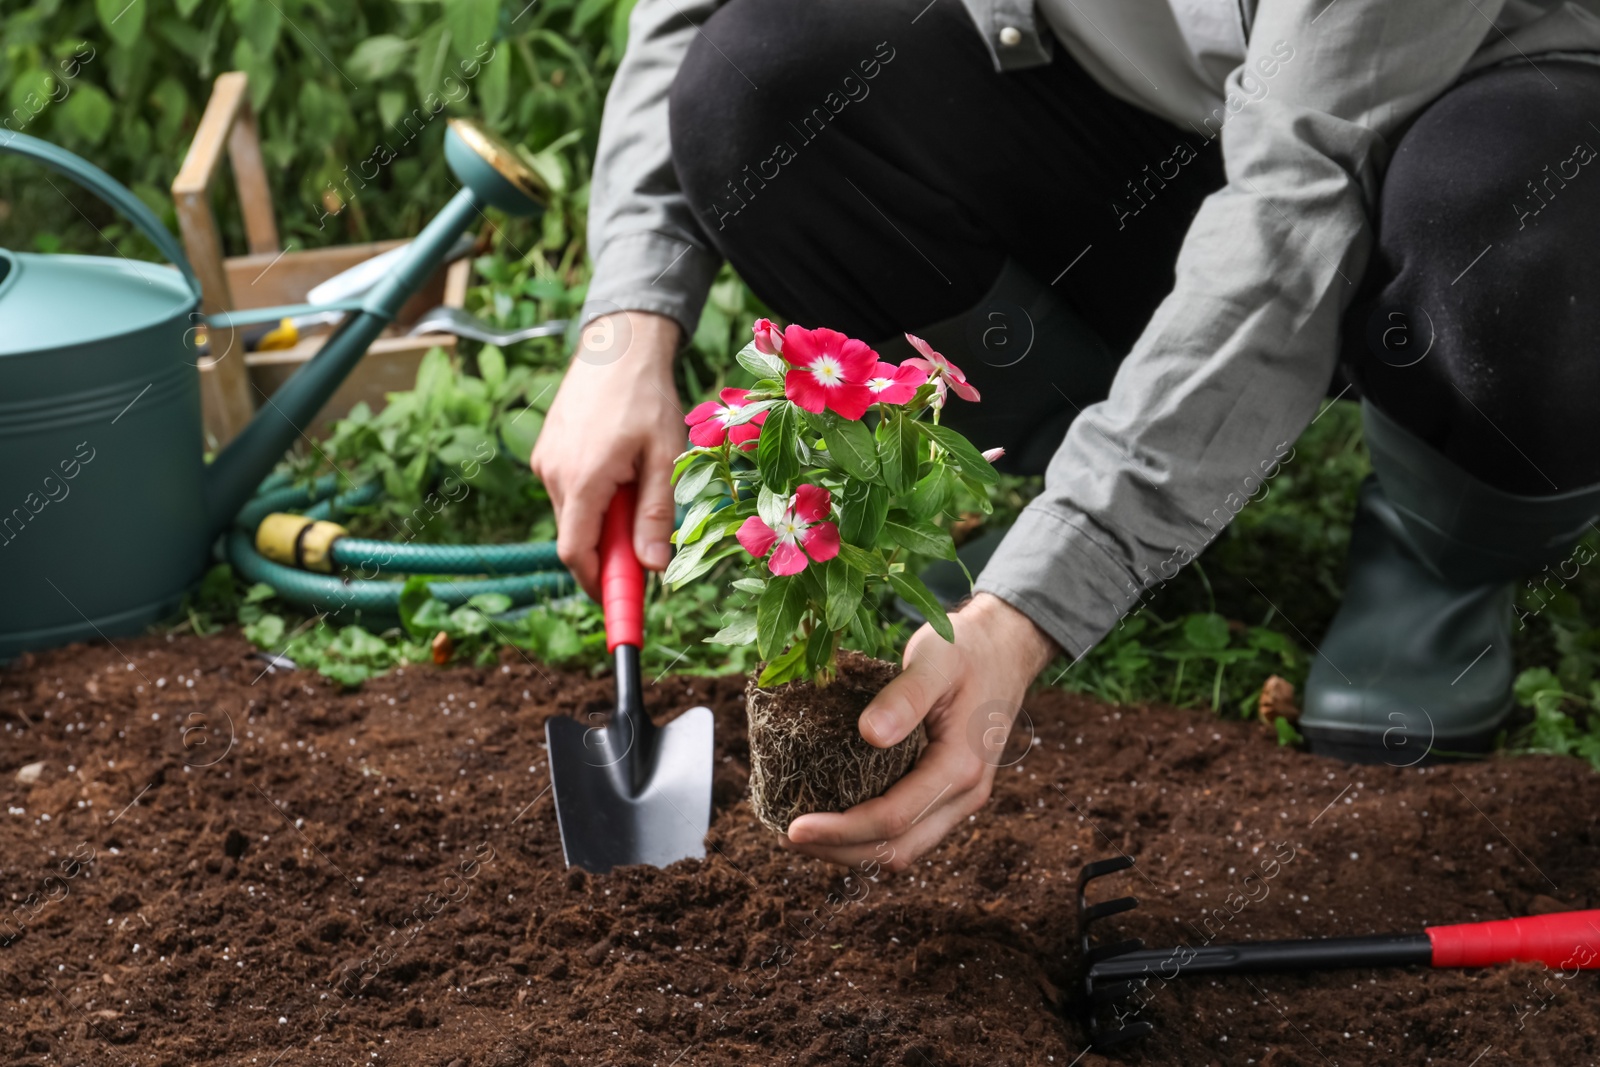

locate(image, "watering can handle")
(0, 130), (201, 299)
(600, 484), (646, 653)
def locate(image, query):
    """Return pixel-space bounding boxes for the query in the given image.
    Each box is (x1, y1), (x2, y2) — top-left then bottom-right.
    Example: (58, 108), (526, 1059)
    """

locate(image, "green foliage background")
(7, 0), (1600, 760)
(1, 0), (629, 262)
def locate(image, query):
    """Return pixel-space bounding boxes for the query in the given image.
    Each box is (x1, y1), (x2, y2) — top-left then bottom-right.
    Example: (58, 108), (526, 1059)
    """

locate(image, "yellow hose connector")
(255, 513), (349, 574)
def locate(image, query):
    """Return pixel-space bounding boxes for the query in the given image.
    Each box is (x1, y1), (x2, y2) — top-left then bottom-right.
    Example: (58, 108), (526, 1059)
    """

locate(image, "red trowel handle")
(1429, 910), (1600, 969)
(600, 484), (645, 653)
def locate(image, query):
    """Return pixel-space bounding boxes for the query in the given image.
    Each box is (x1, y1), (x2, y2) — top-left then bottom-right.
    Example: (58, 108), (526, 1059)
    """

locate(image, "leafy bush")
(0, 0), (635, 265)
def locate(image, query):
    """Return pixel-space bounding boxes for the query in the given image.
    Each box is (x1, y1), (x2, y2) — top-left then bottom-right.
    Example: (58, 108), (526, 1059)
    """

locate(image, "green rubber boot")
(1301, 400), (1600, 764)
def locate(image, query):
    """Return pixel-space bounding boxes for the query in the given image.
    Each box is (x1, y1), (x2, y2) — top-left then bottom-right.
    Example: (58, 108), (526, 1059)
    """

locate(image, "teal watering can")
(0, 120), (548, 659)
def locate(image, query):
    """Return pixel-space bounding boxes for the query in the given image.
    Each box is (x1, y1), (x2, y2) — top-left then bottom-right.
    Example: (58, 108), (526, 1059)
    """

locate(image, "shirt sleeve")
(580, 0), (726, 337)
(974, 0), (1508, 658)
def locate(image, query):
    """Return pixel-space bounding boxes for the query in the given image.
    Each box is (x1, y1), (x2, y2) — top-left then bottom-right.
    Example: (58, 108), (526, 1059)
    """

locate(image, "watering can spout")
(202, 119), (550, 539)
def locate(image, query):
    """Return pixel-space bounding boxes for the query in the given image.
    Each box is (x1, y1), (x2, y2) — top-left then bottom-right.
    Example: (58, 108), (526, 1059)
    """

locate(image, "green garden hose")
(226, 473), (574, 618)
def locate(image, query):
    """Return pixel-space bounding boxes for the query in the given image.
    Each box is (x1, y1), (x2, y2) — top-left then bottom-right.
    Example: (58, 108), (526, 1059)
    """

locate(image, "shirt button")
(998, 25), (1023, 47)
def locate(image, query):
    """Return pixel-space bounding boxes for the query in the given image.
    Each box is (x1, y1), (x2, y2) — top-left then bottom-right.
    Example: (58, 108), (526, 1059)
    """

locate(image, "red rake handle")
(1429, 910), (1600, 969)
(600, 483), (645, 653)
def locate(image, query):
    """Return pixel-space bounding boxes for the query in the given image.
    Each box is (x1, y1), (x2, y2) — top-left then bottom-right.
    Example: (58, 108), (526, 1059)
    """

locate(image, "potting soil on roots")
(3, 633), (1599, 1066)
(746, 650), (924, 834)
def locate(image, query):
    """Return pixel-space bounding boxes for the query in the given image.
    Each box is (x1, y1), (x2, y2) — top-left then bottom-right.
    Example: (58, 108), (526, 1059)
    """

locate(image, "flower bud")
(753, 318), (784, 356)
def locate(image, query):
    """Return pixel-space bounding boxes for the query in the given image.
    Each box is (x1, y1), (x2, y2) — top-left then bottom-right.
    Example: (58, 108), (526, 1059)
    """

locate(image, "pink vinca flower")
(736, 484), (842, 576)
(685, 388), (768, 451)
(903, 332), (981, 406)
(780, 325), (878, 420)
(864, 360), (929, 405)
(752, 318), (784, 356)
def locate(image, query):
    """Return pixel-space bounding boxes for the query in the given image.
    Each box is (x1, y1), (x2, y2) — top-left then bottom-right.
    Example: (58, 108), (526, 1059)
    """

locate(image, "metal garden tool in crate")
(1074, 855), (1600, 1049)
(0, 119), (546, 659)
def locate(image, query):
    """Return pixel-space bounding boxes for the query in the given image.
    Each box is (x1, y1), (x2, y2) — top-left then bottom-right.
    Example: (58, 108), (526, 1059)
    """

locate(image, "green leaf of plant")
(708, 613), (758, 646)
(735, 342), (785, 381)
(396, 576), (434, 637)
(674, 454), (718, 505)
(1182, 612), (1231, 652)
(724, 398), (779, 427)
(320, 661), (371, 688)
(244, 612), (285, 648)
(476, 344), (506, 390)
(957, 473), (996, 514)
(674, 496), (722, 545)
(232, 0), (284, 56)
(757, 640), (808, 687)
(498, 406), (543, 466)
(1514, 666), (1562, 708)
(447, 0), (499, 59)
(820, 411), (879, 480)
(243, 582), (276, 604)
(477, 38), (511, 124)
(525, 612), (584, 663)
(414, 345), (455, 399)
(921, 422), (999, 485)
(411, 19), (450, 99)
(835, 541), (885, 575)
(804, 623), (837, 677)
(883, 516), (956, 560)
(888, 572), (953, 642)
(448, 605), (490, 636)
(732, 577), (767, 595)
(467, 592), (512, 615)
(907, 465), (955, 521)
(848, 599), (880, 652)
(338, 625), (391, 663)
(824, 558), (865, 631)
(439, 426), (498, 486)
(96, 0), (145, 48)
(839, 481), (887, 547)
(59, 84), (113, 145)
(229, 38), (276, 113)
(756, 402), (800, 491)
(411, 597), (452, 635)
(876, 409), (920, 494)
(663, 530), (717, 587)
(672, 448), (713, 482)
(349, 34), (412, 81)
(756, 575), (807, 660)
(1274, 716), (1304, 747)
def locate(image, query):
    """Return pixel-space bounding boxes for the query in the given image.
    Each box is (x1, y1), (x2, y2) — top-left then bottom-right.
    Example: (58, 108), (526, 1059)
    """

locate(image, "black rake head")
(1073, 855), (1156, 1050)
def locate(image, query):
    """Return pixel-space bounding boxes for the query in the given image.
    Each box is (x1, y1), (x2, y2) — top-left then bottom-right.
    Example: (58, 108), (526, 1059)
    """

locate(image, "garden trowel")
(545, 484), (715, 873)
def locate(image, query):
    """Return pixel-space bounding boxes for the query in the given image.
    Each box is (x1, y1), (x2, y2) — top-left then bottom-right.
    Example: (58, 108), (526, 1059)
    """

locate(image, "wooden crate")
(172, 71), (470, 447)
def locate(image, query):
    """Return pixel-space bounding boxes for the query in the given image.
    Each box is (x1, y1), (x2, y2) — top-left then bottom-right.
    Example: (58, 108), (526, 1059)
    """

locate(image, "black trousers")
(669, 0), (1600, 496)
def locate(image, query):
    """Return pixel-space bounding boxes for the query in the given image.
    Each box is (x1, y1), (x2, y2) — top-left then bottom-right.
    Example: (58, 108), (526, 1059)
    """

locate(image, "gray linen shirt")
(582, 0), (1600, 659)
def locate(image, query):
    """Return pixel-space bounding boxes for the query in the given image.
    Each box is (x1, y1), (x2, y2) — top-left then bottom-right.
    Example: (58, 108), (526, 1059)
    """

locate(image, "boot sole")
(1301, 714), (1507, 766)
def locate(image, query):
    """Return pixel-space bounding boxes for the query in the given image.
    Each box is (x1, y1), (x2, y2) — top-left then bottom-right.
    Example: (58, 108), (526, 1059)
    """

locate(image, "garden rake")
(1074, 854), (1600, 1049)
(545, 484), (715, 873)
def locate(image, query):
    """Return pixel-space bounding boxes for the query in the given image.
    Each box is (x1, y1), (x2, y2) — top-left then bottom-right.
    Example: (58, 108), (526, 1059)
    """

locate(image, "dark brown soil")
(3, 632), (1600, 1066)
(747, 650), (923, 834)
